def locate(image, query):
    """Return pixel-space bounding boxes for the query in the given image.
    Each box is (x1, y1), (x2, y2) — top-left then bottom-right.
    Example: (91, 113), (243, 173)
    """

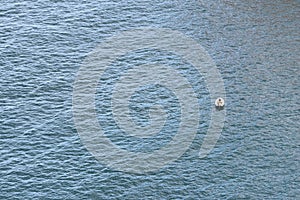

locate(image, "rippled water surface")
(1, 0), (299, 199)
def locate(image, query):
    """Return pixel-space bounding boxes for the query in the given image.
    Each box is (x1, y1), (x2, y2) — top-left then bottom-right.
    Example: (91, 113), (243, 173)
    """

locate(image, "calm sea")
(0, 0), (299, 199)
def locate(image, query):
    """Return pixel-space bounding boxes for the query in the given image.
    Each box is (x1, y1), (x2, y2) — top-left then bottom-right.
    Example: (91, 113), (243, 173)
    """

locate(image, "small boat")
(215, 98), (225, 109)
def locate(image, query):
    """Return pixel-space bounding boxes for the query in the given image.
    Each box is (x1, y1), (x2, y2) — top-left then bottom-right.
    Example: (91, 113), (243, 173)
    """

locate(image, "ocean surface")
(0, 0), (299, 199)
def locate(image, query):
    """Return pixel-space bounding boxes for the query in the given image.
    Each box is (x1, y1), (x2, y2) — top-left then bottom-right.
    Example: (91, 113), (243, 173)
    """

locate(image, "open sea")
(0, 0), (299, 199)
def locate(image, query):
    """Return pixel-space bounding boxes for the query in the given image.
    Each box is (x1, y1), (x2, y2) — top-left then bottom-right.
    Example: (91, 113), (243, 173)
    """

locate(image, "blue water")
(1, 0), (299, 199)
